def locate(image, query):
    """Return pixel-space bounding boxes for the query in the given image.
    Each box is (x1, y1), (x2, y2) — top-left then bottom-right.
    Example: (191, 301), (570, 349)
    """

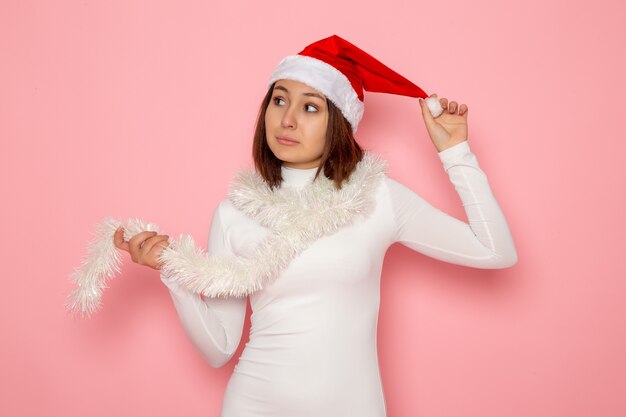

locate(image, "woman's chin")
(268, 147), (322, 168)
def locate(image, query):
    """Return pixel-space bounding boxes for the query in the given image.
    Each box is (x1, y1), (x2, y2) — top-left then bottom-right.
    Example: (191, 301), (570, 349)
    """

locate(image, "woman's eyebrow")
(274, 85), (326, 101)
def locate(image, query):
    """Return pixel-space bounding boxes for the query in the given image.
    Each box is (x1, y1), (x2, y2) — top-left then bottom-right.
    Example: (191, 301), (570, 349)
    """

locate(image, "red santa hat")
(268, 34), (443, 133)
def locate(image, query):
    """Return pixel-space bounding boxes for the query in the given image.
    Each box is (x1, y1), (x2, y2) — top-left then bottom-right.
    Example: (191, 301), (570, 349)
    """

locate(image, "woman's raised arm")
(388, 140), (518, 268)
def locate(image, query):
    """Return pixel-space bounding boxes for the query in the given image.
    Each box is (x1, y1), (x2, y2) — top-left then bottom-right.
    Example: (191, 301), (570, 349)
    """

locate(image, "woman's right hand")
(419, 93), (468, 152)
(113, 227), (170, 270)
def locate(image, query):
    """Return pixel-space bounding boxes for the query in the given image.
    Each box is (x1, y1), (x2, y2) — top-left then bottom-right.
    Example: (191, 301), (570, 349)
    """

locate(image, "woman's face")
(265, 79), (329, 169)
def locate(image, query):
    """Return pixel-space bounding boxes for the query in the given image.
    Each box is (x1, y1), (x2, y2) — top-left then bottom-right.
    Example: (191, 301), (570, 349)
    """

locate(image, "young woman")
(113, 35), (517, 417)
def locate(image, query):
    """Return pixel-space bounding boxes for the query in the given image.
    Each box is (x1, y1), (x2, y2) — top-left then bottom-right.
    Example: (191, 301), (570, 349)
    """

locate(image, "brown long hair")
(252, 81), (363, 190)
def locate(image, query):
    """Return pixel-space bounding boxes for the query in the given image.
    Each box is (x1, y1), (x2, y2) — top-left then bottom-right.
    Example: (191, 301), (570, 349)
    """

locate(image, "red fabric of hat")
(299, 35), (428, 102)
(268, 35), (435, 133)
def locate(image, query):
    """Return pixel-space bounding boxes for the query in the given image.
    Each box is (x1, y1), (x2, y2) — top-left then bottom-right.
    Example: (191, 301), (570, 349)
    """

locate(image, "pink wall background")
(2, 0), (625, 416)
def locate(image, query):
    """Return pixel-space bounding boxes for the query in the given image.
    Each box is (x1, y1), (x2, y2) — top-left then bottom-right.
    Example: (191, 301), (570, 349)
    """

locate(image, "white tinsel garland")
(65, 217), (162, 318)
(67, 151), (388, 319)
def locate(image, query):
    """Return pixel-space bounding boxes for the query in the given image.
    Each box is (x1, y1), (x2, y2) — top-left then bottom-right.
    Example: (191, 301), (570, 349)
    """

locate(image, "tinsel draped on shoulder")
(228, 151), (388, 230)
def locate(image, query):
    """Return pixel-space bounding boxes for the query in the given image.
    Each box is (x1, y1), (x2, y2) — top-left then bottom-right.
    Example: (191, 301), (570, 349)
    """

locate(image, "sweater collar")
(280, 164), (319, 188)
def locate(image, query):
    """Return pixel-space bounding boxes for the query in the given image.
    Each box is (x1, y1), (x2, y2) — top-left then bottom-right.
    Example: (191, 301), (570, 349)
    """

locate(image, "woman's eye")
(272, 97), (317, 113)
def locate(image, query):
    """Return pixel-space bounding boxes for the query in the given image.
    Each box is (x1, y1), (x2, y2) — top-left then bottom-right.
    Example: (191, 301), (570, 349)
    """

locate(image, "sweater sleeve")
(160, 200), (247, 368)
(388, 140), (518, 268)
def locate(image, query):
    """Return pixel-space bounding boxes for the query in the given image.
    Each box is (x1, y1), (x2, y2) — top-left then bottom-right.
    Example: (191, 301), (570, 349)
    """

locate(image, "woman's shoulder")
(378, 173), (429, 209)
(380, 173), (413, 195)
(214, 195), (260, 230)
(214, 196), (239, 219)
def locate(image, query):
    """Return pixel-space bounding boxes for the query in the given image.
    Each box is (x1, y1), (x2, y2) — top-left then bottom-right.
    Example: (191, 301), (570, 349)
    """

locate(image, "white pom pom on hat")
(425, 97), (444, 118)
(268, 34), (443, 133)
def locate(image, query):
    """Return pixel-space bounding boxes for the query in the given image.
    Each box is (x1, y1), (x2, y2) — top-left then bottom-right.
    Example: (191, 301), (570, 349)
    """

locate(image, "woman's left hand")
(419, 93), (468, 152)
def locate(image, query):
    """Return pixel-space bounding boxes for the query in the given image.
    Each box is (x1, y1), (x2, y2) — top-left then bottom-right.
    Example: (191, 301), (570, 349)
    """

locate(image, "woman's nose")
(281, 107), (296, 128)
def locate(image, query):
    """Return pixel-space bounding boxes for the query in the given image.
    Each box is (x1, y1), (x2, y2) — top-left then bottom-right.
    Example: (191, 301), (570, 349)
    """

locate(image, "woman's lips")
(277, 136), (299, 145)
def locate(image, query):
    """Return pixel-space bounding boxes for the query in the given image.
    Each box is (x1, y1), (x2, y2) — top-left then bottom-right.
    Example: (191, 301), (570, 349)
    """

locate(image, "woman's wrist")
(437, 139), (468, 153)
